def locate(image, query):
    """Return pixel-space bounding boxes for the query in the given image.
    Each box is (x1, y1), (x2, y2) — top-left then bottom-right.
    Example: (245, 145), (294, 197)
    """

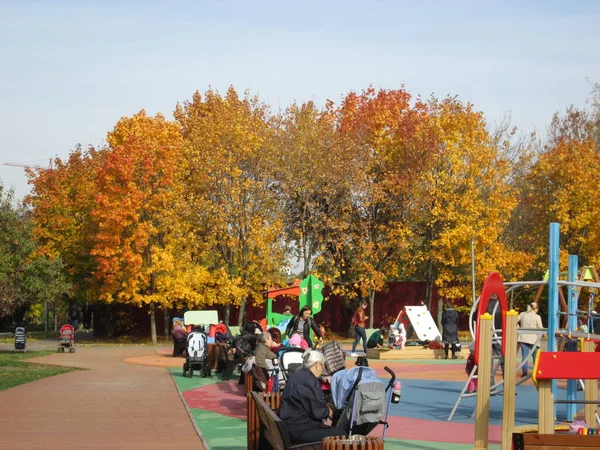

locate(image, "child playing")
(389, 323), (407, 349)
(465, 343), (478, 393)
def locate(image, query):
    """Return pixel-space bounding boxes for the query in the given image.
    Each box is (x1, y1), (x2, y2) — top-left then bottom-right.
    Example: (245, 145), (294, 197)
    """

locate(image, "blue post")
(566, 254), (578, 421)
(567, 256), (578, 333)
(548, 223), (559, 351)
(548, 223), (559, 415)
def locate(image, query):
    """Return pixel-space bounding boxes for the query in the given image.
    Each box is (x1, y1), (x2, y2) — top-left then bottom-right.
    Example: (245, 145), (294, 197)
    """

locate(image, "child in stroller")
(183, 325), (211, 378)
(14, 325), (27, 352)
(58, 324), (76, 353)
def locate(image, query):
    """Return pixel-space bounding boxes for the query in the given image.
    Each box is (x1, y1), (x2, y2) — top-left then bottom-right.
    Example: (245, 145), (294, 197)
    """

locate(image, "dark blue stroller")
(14, 326), (27, 352)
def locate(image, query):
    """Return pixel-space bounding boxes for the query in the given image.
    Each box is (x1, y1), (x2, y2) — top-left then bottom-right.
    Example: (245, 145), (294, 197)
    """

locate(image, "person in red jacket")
(351, 301), (369, 357)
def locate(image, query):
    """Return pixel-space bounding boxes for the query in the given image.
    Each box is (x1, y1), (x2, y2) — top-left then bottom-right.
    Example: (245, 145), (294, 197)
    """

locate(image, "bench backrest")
(251, 391), (292, 450)
(513, 433), (600, 449)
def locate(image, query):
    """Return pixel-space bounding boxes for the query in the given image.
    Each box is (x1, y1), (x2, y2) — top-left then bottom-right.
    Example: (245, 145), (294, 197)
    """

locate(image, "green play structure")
(266, 274), (324, 336)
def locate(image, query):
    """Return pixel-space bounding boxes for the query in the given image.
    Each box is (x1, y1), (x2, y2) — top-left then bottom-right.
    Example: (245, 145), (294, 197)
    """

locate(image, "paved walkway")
(0, 341), (204, 449)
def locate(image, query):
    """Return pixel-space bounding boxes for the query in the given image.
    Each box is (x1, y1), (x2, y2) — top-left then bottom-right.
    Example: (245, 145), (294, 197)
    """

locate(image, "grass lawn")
(0, 350), (79, 391)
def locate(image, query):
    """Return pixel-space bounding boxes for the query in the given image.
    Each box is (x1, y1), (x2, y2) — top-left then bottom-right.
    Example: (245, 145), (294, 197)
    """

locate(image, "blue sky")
(1, 0), (599, 201)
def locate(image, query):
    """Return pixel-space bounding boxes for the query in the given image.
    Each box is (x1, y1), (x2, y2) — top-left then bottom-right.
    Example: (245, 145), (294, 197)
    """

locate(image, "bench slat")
(514, 433), (600, 449)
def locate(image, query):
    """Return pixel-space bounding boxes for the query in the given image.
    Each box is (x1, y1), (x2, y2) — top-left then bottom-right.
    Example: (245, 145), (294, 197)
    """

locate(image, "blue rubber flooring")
(387, 378), (585, 426)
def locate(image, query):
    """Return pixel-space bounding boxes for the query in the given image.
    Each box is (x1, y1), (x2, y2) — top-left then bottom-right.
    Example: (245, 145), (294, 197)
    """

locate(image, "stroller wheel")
(201, 366), (210, 378)
(183, 363), (189, 377)
(70, 347), (76, 353)
(188, 367), (194, 378)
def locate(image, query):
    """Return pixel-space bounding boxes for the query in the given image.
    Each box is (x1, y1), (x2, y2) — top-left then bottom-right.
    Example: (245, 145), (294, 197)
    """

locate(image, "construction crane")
(3, 158), (54, 170)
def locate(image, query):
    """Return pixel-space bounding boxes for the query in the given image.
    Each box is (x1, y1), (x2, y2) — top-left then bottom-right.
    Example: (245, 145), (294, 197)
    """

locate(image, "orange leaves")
(90, 111), (184, 306)
(27, 83), (600, 321)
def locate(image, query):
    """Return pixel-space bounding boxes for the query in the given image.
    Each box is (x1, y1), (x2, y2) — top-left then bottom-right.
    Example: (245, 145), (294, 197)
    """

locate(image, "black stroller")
(222, 326), (259, 381)
(14, 326), (27, 352)
(183, 325), (211, 378)
(331, 365), (397, 439)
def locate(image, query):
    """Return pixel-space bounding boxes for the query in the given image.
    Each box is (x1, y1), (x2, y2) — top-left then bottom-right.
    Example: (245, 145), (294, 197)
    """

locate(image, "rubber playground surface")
(161, 347), (585, 450)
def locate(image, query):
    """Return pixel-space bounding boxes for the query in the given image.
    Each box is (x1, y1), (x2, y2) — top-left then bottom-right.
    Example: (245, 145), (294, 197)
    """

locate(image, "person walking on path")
(351, 301), (369, 357)
(517, 301), (543, 377)
(70, 304), (80, 331)
(82, 302), (93, 331)
(441, 302), (460, 359)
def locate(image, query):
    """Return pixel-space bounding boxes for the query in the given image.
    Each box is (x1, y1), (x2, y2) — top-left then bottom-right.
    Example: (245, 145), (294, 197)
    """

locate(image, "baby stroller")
(278, 347), (305, 381)
(58, 324), (76, 353)
(183, 325), (211, 378)
(14, 326), (27, 352)
(331, 365), (396, 438)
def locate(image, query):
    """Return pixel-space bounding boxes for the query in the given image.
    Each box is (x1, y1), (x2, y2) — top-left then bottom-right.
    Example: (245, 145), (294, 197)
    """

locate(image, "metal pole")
(471, 237), (476, 307)
(44, 301), (48, 333)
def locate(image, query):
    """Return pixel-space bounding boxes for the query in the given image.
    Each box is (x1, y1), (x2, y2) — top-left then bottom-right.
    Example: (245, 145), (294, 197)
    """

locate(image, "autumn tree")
(272, 101), (355, 279)
(314, 88), (432, 328)
(409, 96), (533, 324)
(29, 145), (103, 303)
(175, 88), (287, 325)
(91, 111), (183, 343)
(518, 105), (600, 271)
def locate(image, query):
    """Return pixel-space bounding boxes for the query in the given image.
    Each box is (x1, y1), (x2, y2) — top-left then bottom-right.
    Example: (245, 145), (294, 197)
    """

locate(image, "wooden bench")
(248, 391), (282, 450)
(250, 391), (322, 450)
(513, 433), (600, 449)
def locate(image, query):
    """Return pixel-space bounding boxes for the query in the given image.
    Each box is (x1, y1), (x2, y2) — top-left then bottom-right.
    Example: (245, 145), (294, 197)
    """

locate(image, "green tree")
(0, 183), (70, 320)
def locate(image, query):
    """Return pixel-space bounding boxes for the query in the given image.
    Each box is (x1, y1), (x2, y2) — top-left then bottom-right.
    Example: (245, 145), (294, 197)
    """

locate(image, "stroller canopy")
(187, 330), (207, 359)
(331, 366), (381, 410)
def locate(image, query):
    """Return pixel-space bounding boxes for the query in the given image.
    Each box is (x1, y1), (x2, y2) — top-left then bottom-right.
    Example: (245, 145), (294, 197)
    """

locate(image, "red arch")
(474, 272), (508, 365)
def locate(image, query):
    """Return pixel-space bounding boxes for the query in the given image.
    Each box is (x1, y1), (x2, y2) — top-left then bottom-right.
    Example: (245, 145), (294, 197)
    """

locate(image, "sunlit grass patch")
(0, 350), (79, 391)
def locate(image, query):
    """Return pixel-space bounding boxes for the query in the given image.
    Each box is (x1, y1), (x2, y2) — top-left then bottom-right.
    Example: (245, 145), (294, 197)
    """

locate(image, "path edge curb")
(169, 370), (211, 450)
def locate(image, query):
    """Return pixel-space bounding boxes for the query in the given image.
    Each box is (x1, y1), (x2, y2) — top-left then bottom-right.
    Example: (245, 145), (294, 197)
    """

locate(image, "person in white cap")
(517, 302), (543, 377)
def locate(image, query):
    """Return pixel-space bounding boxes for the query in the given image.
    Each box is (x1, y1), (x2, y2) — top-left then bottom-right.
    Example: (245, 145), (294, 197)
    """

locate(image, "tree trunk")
(437, 296), (444, 331)
(163, 306), (169, 337)
(149, 303), (157, 345)
(238, 299), (247, 327)
(425, 278), (433, 310)
(368, 290), (376, 329)
(224, 304), (231, 325)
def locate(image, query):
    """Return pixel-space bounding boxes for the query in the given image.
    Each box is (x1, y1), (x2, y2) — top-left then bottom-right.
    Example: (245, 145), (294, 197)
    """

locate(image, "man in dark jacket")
(441, 302), (460, 359)
(279, 349), (345, 443)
